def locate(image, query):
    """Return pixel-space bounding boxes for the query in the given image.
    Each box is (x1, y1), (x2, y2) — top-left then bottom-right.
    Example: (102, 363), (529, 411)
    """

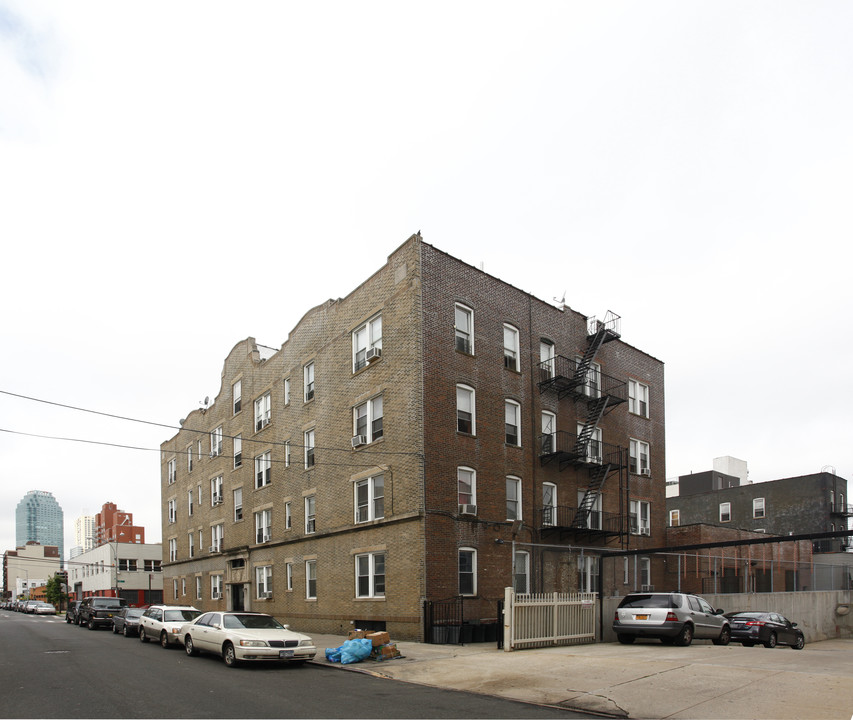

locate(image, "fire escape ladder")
(573, 396), (609, 458)
(574, 326), (608, 387)
(573, 464), (612, 529)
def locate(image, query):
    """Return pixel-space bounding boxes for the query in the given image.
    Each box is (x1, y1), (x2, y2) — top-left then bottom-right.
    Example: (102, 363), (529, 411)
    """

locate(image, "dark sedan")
(113, 607), (145, 637)
(724, 611), (805, 649)
(65, 601), (82, 624)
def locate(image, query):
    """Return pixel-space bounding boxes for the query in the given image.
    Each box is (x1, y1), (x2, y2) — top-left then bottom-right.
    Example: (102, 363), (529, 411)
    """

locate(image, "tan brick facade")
(160, 235), (665, 639)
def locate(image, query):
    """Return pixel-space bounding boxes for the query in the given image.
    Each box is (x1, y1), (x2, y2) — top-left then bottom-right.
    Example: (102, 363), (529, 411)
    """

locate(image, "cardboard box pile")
(346, 629), (401, 661)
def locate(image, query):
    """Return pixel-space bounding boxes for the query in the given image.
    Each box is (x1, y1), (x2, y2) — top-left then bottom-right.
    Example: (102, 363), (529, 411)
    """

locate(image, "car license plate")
(279, 650), (294, 659)
(635, 614), (649, 620)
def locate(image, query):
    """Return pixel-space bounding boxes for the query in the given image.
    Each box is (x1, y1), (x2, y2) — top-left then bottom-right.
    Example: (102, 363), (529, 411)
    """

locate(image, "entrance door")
(230, 584), (245, 612)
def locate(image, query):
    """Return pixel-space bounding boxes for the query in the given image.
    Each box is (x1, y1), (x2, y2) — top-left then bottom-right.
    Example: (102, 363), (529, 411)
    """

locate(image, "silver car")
(613, 592), (731, 646)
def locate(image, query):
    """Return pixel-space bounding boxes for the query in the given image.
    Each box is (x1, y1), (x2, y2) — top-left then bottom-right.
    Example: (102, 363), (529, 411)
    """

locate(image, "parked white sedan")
(179, 612), (316, 668)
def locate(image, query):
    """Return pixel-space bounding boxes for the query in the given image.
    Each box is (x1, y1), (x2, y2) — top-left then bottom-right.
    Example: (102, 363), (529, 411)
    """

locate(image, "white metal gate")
(503, 588), (597, 651)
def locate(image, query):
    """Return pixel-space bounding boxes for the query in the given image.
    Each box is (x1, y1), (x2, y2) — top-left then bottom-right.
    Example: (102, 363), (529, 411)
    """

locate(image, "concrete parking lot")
(311, 634), (853, 719)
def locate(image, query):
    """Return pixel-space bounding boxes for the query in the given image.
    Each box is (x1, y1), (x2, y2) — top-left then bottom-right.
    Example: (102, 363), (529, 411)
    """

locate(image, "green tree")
(45, 575), (66, 612)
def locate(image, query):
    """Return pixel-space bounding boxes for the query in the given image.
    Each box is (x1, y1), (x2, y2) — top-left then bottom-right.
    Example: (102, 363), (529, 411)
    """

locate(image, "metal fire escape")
(538, 311), (628, 539)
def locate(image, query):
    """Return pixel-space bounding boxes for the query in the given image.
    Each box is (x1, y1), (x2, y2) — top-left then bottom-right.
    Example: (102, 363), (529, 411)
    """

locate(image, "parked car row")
(3, 599), (57, 614)
(613, 591), (805, 650)
(61, 600), (317, 668)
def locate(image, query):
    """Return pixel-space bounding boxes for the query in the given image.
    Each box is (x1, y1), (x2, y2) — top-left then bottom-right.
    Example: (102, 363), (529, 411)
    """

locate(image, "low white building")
(3, 542), (60, 600)
(69, 541), (163, 606)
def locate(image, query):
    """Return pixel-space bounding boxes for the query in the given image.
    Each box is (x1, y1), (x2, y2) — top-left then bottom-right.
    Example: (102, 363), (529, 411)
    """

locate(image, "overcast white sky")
(2, 1), (851, 560)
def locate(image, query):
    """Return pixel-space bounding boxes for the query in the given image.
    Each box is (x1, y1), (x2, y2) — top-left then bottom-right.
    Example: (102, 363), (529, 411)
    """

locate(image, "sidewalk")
(308, 633), (853, 719)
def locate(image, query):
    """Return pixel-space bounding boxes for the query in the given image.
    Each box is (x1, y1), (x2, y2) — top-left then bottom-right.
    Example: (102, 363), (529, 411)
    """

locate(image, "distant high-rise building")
(15, 490), (64, 562)
(74, 515), (96, 551)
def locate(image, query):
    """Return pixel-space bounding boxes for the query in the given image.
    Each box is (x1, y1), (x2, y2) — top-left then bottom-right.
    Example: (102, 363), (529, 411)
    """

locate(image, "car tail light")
(745, 620), (765, 627)
(665, 612), (678, 622)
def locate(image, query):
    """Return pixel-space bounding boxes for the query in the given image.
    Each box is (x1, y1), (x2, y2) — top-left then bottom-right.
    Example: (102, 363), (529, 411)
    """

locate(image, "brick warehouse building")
(159, 235), (666, 640)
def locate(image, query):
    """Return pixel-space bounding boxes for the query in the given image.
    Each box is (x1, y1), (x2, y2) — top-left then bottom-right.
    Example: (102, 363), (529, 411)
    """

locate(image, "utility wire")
(0, 389), (422, 458)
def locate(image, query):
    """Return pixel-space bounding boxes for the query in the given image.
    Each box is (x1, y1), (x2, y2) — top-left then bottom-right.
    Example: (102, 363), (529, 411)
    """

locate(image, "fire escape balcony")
(539, 431), (627, 472)
(831, 504), (853, 517)
(538, 356), (628, 407)
(537, 504), (625, 536)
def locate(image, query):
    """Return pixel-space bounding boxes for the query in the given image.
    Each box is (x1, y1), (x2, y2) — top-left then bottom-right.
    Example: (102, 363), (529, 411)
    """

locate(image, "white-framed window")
(540, 340), (555, 379)
(629, 438), (650, 475)
(255, 451), (271, 488)
(457, 467), (476, 508)
(639, 557), (650, 588)
(197, 439), (202, 460)
(669, 509), (680, 527)
(233, 435), (242, 469)
(285, 501), (292, 530)
(167, 458), (176, 484)
(506, 476), (521, 521)
(577, 358), (601, 398)
(306, 560), (317, 599)
(305, 496), (316, 534)
(187, 446), (193, 473)
(304, 429), (315, 468)
(187, 490), (193, 517)
(286, 562), (293, 591)
(355, 474), (385, 523)
(454, 303), (474, 354)
(630, 500), (651, 535)
(578, 423), (602, 464)
(753, 497), (765, 519)
(579, 490), (603, 530)
(195, 576), (202, 600)
(211, 574), (223, 600)
(211, 524), (224, 552)
(623, 557), (629, 584)
(255, 509), (272, 543)
(197, 484), (202, 506)
(513, 550), (530, 594)
(198, 530), (203, 555)
(303, 362), (315, 402)
(353, 314), (382, 371)
(284, 378), (291, 405)
(505, 399), (521, 446)
(628, 379), (650, 418)
(233, 488), (243, 522)
(210, 476), (223, 506)
(543, 482), (557, 526)
(458, 548), (477, 596)
(167, 499), (177, 524)
(181, 578), (187, 597)
(503, 323), (519, 371)
(168, 538), (177, 562)
(719, 502), (731, 523)
(232, 379), (242, 414)
(210, 426), (223, 456)
(254, 392), (271, 431)
(172, 579), (178, 600)
(355, 552), (386, 598)
(353, 395), (383, 444)
(541, 411), (556, 454)
(285, 441), (291, 468)
(456, 384), (475, 434)
(256, 565), (273, 598)
(579, 555), (599, 593)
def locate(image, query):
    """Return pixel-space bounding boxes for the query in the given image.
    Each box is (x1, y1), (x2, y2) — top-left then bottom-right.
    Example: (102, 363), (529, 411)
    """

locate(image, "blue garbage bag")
(325, 646), (342, 663)
(340, 638), (372, 665)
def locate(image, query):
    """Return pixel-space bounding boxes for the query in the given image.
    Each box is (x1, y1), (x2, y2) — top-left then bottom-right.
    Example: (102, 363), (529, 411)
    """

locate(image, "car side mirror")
(791, 622), (798, 627)
(715, 609), (724, 615)
(212, 623), (222, 629)
(283, 624), (290, 630)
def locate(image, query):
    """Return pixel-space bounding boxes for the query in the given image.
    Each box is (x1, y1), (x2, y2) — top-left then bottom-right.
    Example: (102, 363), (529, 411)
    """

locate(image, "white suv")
(139, 605), (202, 647)
(613, 591), (731, 646)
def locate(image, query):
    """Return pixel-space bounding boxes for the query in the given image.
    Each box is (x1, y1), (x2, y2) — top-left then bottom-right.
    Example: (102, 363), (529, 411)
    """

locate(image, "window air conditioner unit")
(212, 496), (222, 505)
(639, 527), (650, 536)
(262, 533), (271, 542)
(640, 584), (654, 592)
(212, 592), (222, 600)
(640, 468), (651, 477)
(366, 347), (382, 362)
(209, 545), (220, 553)
(458, 504), (477, 516)
(262, 591), (272, 598)
(351, 435), (367, 448)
